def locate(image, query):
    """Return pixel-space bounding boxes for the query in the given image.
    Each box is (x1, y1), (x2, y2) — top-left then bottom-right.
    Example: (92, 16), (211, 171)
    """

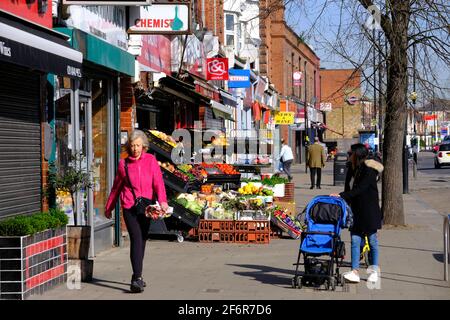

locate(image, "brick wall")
(320, 69), (362, 141)
(119, 76), (135, 232)
(198, 0), (224, 43)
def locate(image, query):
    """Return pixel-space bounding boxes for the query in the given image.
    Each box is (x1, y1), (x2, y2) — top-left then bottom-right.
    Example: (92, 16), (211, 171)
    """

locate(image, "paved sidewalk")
(30, 160), (450, 300)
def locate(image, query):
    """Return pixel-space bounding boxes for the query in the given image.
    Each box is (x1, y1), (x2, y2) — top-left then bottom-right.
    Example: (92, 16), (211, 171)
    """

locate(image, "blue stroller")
(292, 196), (351, 291)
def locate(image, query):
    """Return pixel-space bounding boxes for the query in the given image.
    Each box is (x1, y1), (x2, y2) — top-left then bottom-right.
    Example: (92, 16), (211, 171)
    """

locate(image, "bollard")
(445, 215), (450, 281)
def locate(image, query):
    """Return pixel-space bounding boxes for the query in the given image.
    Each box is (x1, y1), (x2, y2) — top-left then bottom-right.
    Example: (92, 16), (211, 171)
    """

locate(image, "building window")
(226, 14), (235, 32)
(226, 34), (235, 46)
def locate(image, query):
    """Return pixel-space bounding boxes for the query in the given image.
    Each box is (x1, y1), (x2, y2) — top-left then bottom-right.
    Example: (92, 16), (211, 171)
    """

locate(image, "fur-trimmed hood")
(365, 159), (384, 173)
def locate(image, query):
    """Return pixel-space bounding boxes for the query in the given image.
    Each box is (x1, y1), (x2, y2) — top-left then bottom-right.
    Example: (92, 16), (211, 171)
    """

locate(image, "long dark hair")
(350, 143), (368, 170)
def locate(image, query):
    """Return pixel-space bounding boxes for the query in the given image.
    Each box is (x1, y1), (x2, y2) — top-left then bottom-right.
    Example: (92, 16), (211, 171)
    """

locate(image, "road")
(411, 152), (450, 217)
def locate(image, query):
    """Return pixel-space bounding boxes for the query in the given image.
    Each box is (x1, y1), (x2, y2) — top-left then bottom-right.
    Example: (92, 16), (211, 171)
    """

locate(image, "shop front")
(0, 10), (82, 219)
(52, 27), (135, 255)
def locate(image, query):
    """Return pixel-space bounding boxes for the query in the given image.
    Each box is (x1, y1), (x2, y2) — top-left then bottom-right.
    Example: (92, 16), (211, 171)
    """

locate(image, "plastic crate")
(169, 201), (202, 228)
(270, 216), (301, 239)
(206, 174), (241, 184)
(234, 231), (270, 244)
(234, 220), (270, 233)
(198, 220), (234, 232)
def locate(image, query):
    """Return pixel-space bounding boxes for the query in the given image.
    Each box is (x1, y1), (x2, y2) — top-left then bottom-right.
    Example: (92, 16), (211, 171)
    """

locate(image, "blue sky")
(285, 0), (450, 101)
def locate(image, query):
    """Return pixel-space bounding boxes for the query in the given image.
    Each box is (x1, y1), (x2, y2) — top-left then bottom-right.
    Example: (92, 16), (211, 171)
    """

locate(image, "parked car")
(434, 142), (450, 169)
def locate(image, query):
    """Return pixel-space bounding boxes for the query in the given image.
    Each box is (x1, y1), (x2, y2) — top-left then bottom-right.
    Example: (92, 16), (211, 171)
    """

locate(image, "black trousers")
(123, 208), (151, 279)
(309, 167), (322, 187)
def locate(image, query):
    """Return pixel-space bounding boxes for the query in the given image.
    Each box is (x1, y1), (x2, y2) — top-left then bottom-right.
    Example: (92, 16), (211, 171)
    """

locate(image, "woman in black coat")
(331, 143), (383, 283)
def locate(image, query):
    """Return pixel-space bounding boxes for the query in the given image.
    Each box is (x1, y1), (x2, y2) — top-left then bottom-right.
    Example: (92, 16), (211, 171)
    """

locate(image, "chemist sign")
(128, 4), (191, 34)
(275, 112), (295, 125)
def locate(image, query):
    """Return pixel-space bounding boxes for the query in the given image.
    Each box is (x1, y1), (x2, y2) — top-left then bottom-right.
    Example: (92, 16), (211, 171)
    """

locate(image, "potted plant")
(46, 153), (93, 267)
(0, 209), (68, 300)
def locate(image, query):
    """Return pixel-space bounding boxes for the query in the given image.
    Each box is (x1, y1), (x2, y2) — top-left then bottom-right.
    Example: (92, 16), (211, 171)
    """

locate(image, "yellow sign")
(275, 112), (295, 125)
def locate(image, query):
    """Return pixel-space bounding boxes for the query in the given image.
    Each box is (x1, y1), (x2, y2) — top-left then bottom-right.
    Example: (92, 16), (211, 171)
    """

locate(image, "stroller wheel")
(330, 278), (336, 291)
(291, 277), (297, 289)
(297, 277), (303, 289)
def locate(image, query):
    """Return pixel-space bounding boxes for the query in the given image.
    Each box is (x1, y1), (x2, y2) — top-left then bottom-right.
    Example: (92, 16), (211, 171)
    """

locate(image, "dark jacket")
(339, 159), (384, 234)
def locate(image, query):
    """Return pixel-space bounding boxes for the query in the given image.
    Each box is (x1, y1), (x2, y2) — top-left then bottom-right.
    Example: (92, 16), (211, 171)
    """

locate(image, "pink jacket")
(105, 153), (167, 214)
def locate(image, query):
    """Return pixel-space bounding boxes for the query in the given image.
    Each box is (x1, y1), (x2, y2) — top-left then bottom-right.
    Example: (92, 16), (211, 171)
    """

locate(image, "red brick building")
(320, 68), (363, 142)
(259, 1), (321, 162)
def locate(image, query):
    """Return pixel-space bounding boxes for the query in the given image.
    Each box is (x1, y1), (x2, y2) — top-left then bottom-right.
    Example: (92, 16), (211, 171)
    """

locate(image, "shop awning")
(0, 10), (82, 78)
(220, 90), (238, 107)
(211, 100), (234, 121)
(157, 76), (212, 105)
(55, 27), (135, 77)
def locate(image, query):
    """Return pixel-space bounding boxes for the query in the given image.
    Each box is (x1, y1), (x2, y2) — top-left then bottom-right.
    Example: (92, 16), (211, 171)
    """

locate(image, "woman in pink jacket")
(105, 130), (168, 293)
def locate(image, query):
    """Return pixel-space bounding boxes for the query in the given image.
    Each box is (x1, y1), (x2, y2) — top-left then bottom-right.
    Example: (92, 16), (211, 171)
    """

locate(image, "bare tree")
(276, 0), (449, 225)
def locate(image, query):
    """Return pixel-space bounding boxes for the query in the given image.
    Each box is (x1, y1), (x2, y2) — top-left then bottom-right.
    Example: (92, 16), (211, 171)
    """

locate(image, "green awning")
(54, 27), (135, 77)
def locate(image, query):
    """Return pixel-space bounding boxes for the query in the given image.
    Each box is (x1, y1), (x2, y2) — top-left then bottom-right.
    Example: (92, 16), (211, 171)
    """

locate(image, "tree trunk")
(381, 2), (410, 226)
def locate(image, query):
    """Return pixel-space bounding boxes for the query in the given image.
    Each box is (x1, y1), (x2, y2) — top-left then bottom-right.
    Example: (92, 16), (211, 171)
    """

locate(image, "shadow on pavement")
(433, 253), (444, 263)
(227, 264), (295, 287)
(378, 275), (450, 289)
(378, 244), (439, 253)
(90, 278), (130, 293)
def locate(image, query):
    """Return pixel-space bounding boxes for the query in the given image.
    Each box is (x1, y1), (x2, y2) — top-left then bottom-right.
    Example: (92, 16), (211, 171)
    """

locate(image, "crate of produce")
(270, 216), (301, 239)
(206, 174), (241, 184)
(169, 200), (202, 228)
(236, 210), (270, 221)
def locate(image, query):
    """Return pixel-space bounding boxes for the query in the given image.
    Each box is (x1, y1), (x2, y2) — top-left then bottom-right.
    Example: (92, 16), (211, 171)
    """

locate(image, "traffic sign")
(346, 96), (359, 105)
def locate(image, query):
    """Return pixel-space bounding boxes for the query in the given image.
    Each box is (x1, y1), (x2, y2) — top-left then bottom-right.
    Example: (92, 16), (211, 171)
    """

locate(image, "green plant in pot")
(46, 153), (93, 261)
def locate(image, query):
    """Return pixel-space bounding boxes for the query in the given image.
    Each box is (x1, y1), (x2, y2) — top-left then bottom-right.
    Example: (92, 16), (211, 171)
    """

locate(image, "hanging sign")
(128, 4), (191, 34)
(206, 58), (229, 80)
(293, 71), (303, 86)
(319, 102), (332, 112)
(275, 112), (295, 125)
(228, 69), (251, 88)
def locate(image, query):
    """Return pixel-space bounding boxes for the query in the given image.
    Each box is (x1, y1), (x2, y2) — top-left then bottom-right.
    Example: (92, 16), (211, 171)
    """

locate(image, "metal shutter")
(0, 63), (41, 219)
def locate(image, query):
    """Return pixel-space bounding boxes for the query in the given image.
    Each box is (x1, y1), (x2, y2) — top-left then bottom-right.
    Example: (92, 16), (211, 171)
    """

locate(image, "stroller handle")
(303, 231), (336, 236)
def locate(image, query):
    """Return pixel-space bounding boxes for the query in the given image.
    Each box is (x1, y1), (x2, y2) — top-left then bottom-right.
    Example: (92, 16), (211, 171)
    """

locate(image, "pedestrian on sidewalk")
(331, 143), (384, 284)
(307, 137), (326, 189)
(277, 139), (294, 181)
(105, 130), (168, 293)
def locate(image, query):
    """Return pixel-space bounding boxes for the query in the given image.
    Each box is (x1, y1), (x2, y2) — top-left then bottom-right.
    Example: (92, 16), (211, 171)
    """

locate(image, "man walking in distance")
(307, 137), (326, 189)
(277, 138), (294, 181)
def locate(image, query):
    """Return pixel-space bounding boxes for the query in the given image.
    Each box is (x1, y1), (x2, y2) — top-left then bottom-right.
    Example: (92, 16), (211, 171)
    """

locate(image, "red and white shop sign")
(206, 58), (229, 81)
(0, 0), (52, 28)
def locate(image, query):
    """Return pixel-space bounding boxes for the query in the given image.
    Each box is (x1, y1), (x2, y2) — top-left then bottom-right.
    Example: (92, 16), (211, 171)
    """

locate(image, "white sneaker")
(343, 271), (360, 283)
(367, 271), (379, 283)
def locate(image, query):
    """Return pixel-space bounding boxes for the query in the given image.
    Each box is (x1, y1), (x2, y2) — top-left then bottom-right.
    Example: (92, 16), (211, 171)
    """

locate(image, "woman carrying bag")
(105, 130), (168, 293)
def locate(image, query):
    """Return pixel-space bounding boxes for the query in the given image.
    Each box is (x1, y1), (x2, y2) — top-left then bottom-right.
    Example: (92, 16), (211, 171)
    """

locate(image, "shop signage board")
(228, 69), (251, 88)
(138, 35), (171, 74)
(275, 112), (295, 125)
(128, 4), (190, 34)
(0, 0), (52, 28)
(64, 5), (128, 50)
(319, 102), (332, 112)
(206, 58), (228, 80)
(171, 34), (206, 78)
(293, 71), (302, 86)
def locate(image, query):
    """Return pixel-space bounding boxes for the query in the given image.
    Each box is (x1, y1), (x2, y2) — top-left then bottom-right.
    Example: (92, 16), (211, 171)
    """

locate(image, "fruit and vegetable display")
(159, 161), (193, 182)
(148, 130), (177, 148)
(173, 193), (206, 216)
(271, 207), (304, 238)
(199, 163), (240, 175)
(242, 176), (289, 186)
(238, 182), (274, 196)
